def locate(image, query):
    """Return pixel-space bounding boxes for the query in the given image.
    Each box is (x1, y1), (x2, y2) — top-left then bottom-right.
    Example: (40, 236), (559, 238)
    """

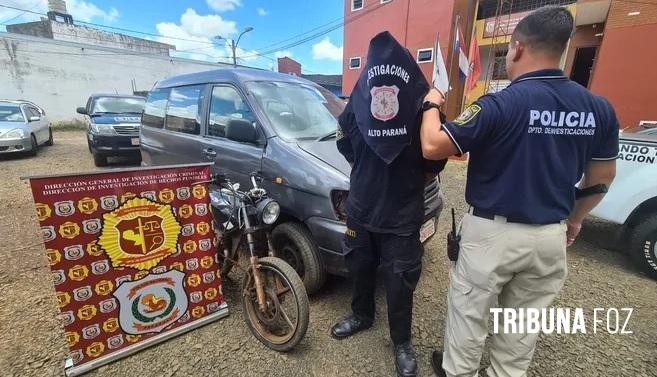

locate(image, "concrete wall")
(7, 20), (174, 55)
(0, 32), (227, 122)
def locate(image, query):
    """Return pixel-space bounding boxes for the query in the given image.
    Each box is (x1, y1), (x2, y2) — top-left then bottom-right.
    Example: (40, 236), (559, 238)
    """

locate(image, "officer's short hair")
(512, 6), (574, 57)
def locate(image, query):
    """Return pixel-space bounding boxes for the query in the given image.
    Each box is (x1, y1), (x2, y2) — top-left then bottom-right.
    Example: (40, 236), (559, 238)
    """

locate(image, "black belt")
(470, 208), (564, 225)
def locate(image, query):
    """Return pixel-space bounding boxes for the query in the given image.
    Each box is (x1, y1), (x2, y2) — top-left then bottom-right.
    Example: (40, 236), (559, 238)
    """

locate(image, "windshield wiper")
(316, 130), (337, 142)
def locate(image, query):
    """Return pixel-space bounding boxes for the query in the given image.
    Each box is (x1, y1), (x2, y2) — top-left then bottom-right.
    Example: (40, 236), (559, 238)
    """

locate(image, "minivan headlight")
(0, 129), (25, 139)
(330, 190), (348, 222)
(257, 199), (280, 225)
(90, 123), (116, 135)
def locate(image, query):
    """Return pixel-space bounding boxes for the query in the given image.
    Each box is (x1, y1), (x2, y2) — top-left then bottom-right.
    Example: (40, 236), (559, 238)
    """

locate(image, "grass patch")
(53, 120), (86, 131)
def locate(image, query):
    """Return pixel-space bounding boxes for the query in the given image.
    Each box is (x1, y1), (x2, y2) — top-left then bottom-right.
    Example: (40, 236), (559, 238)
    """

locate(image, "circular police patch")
(453, 104), (482, 126)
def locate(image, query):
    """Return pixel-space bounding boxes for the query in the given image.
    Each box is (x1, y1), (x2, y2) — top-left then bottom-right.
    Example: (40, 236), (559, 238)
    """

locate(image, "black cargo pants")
(343, 219), (423, 345)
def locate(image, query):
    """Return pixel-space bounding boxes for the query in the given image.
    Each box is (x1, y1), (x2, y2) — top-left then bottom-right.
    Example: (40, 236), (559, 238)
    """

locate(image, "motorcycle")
(205, 172), (309, 352)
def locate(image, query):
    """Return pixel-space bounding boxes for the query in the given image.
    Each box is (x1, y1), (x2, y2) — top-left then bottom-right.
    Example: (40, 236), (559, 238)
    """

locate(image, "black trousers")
(343, 220), (423, 345)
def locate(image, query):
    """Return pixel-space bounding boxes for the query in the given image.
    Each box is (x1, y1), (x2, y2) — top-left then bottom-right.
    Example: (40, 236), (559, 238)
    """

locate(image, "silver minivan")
(140, 68), (443, 293)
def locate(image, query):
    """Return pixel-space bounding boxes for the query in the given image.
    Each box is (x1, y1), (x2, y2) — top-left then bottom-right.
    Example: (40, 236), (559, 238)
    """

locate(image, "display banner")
(26, 163), (228, 376)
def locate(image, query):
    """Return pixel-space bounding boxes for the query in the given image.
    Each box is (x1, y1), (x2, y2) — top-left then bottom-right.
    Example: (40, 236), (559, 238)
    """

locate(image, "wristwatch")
(422, 101), (442, 112)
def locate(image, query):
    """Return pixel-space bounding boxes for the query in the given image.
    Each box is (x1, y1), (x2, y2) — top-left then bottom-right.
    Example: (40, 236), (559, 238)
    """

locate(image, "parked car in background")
(590, 131), (657, 280)
(0, 100), (53, 156)
(76, 94), (145, 167)
(140, 68), (443, 294)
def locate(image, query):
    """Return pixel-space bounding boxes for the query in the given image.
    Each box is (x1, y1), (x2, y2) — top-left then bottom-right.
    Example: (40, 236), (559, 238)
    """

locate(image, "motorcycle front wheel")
(241, 256), (309, 352)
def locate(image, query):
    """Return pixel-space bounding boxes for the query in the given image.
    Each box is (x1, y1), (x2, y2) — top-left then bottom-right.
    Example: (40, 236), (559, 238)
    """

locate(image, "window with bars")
(492, 50), (508, 80)
(477, 0), (576, 19)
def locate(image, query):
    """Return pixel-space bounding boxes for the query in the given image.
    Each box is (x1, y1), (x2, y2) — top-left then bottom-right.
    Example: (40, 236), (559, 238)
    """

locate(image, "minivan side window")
(165, 85), (204, 135)
(143, 88), (170, 129)
(208, 86), (256, 138)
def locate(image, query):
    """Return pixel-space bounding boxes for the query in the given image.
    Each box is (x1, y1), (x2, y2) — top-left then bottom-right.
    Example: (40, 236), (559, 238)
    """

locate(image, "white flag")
(432, 35), (450, 94)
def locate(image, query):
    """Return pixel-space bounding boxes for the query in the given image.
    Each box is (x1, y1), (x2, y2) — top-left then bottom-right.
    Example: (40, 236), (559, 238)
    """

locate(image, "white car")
(590, 132), (657, 280)
(0, 100), (53, 156)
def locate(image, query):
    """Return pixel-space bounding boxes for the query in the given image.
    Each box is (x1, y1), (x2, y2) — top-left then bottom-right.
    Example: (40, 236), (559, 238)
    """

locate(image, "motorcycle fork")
(241, 202), (268, 313)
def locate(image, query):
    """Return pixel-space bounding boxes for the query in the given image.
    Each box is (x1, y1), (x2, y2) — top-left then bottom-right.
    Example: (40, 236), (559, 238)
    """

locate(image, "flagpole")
(445, 14), (460, 104)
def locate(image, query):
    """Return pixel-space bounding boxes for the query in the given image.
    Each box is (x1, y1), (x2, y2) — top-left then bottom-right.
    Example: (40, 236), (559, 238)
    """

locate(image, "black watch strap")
(422, 101), (442, 112)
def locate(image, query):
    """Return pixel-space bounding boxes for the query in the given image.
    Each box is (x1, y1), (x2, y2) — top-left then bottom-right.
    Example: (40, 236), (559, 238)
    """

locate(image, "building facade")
(342, 0), (657, 128)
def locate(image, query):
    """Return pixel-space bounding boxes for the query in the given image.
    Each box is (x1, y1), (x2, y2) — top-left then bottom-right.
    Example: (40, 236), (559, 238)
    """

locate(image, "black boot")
(394, 341), (418, 377)
(431, 350), (447, 377)
(330, 314), (372, 339)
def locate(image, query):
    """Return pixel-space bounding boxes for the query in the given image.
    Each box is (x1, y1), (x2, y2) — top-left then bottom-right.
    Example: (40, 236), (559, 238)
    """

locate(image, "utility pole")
(216, 27), (254, 68)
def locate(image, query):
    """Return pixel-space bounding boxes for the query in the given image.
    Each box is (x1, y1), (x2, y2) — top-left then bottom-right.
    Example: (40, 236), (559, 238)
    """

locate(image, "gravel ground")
(0, 130), (655, 377)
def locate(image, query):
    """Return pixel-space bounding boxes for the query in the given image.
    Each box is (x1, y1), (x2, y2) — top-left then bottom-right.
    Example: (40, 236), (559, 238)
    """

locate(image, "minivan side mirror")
(29, 116), (40, 122)
(76, 107), (88, 115)
(226, 118), (257, 143)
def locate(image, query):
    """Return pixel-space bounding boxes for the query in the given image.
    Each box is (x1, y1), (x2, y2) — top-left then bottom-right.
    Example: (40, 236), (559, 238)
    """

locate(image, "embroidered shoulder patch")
(453, 104), (482, 126)
(336, 126), (344, 140)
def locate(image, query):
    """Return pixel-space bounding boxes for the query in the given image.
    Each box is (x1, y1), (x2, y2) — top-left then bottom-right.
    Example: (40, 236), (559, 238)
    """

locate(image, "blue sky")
(0, 0), (345, 74)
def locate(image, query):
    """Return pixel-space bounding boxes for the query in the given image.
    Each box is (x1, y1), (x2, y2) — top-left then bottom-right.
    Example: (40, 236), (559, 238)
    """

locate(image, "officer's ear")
(510, 40), (524, 62)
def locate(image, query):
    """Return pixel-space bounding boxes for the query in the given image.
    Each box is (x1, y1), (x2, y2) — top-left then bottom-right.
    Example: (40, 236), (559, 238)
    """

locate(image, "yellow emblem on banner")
(204, 287), (218, 300)
(178, 204), (193, 219)
(183, 240), (197, 253)
(68, 265), (89, 281)
(103, 317), (119, 333)
(35, 203), (52, 222)
(196, 222), (210, 236)
(158, 188), (175, 204)
(94, 280), (114, 296)
(187, 273), (201, 287)
(192, 185), (206, 199)
(120, 192), (137, 204)
(191, 305), (205, 318)
(170, 261), (184, 272)
(134, 270), (149, 280)
(46, 249), (61, 265)
(65, 331), (80, 347)
(85, 342), (105, 358)
(77, 197), (99, 215)
(200, 255), (214, 269)
(126, 335), (141, 343)
(86, 240), (103, 257)
(57, 291), (71, 307)
(59, 222), (81, 239)
(78, 304), (97, 321)
(99, 198), (181, 271)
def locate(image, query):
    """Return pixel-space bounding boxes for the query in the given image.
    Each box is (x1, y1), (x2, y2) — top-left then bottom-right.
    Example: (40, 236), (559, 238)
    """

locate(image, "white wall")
(0, 32), (228, 122)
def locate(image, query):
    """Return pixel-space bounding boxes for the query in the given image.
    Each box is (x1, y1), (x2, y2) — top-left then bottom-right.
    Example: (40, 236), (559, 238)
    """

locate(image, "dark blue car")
(77, 94), (145, 166)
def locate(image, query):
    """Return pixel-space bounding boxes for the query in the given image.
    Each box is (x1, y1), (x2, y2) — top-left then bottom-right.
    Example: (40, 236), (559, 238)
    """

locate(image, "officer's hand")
(425, 88), (445, 106)
(566, 219), (582, 247)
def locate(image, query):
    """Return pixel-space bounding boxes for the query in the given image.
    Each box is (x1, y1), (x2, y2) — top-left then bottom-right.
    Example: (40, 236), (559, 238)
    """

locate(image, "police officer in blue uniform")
(332, 31), (446, 377)
(419, 7), (619, 377)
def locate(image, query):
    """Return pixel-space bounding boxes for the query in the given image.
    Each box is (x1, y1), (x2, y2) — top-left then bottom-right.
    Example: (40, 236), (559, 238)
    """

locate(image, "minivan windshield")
(246, 81), (345, 141)
(0, 105), (25, 122)
(91, 97), (145, 114)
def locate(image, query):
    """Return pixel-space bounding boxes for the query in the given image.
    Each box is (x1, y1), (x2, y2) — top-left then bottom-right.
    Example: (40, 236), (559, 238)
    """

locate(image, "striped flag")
(454, 22), (469, 80)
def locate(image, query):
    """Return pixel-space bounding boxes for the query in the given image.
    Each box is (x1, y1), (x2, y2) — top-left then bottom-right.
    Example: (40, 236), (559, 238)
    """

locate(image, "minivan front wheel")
(93, 153), (108, 167)
(271, 222), (326, 294)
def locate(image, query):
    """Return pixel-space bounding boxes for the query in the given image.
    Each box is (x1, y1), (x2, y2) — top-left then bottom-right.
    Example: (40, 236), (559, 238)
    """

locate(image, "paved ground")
(1, 130), (656, 377)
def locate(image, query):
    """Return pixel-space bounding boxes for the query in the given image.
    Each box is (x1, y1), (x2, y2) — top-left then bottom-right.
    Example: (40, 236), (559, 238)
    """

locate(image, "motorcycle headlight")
(258, 199), (280, 225)
(90, 123), (116, 135)
(0, 129), (25, 139)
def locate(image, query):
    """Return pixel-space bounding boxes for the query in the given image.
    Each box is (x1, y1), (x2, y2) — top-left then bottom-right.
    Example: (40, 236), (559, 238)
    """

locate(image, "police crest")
(99, 197), (181, 271)
(112, 270), (188, 335)
(453, 104), (482, 126)
(370, 85), (400, 122)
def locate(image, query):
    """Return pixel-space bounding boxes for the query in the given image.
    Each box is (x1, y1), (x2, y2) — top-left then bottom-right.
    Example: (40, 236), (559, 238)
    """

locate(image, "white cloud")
(275, 51), (293, 58)
(0, 0), (119, 24)
(256, 7), (267, 16)
(179, 8), (236, 38)
(206, 0), (241, 12)
(312, 37), (343, 61)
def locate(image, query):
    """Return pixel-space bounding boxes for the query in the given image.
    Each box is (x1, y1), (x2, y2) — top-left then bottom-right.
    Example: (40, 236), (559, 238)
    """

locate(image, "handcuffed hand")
(424, 88), (446, 107)
(566, 219), (582, 247)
